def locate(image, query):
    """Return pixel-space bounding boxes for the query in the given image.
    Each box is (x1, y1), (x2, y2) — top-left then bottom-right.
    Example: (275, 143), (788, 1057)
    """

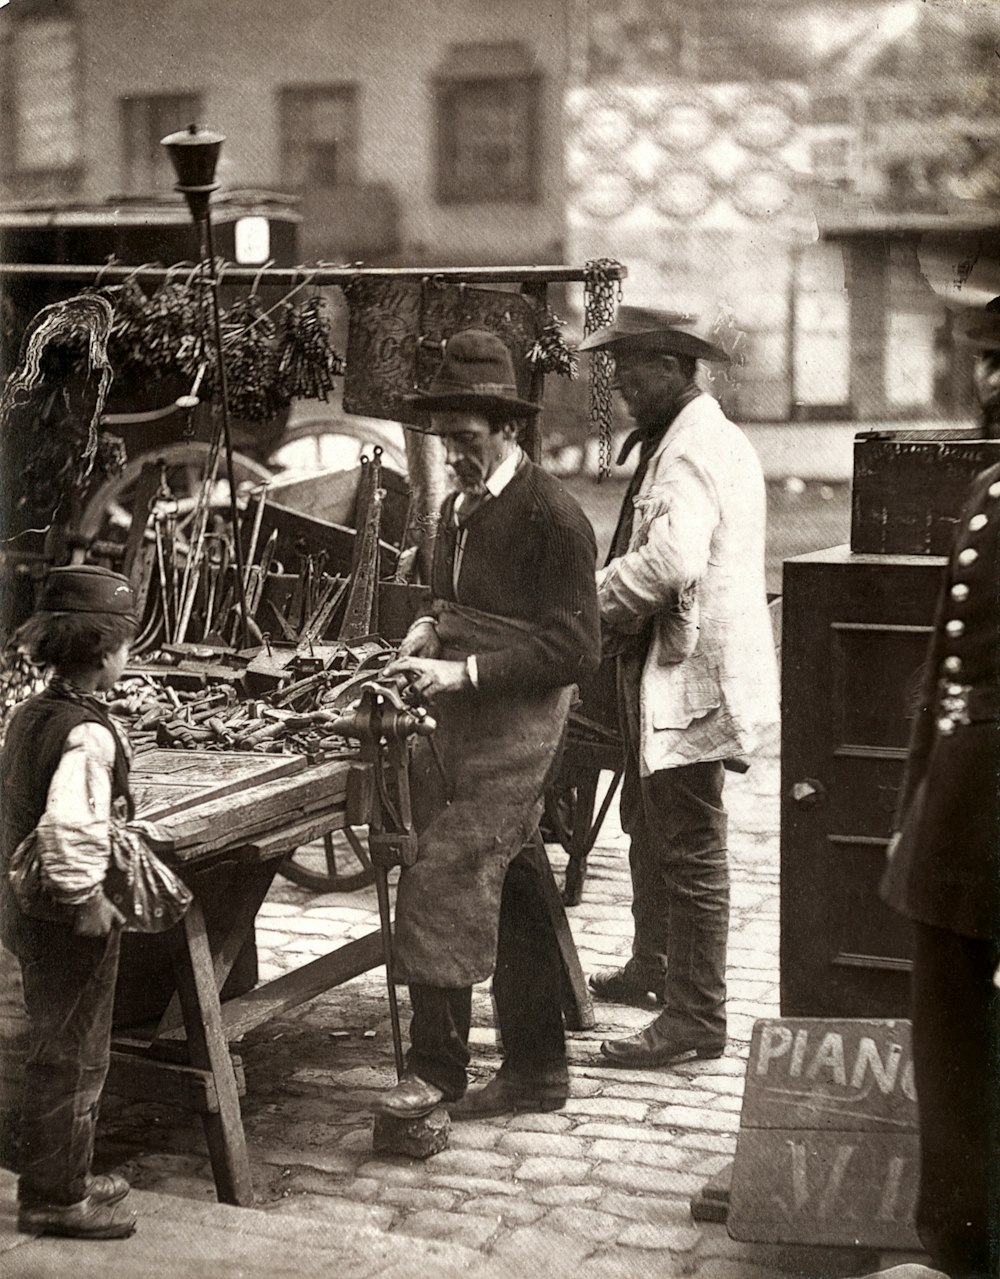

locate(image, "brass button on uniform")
(969, 513), (988, 532)
(936, 717), (956, 736)
(950, 583), (970, 602)
(989, 481), (1000, 499)
(943, 655), (963, 675)
(958, 548), (979, 567)
(945, 619), (965, 638)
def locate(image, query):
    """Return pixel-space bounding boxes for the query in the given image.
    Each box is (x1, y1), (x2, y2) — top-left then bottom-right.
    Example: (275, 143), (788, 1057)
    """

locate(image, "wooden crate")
(851, 429), (1000, 556)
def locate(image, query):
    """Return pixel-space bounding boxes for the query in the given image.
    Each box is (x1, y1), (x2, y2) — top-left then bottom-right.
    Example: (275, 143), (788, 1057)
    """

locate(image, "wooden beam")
(0, 263), (626, 287)
(107, 1044), (247, 1113)
(168, 900), (255, 1205)
(201, 930), (384, 1043)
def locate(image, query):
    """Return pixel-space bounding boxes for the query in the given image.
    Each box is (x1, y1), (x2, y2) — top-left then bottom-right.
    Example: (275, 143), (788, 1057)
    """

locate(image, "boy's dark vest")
(0, 691), (131, 946)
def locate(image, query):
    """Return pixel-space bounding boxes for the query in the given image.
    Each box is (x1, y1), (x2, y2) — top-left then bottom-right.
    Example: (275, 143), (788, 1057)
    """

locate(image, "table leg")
(169, 898), (255, 1206)
(156, 858), (277, 1039)
(523, 831), (595, 1032)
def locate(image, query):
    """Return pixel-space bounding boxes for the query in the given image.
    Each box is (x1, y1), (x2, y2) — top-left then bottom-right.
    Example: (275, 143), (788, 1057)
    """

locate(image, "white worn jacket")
(597, 393), (779, 775)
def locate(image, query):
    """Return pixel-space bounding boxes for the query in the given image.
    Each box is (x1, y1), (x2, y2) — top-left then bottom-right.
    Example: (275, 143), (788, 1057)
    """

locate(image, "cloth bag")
(8, 818), (192, 934)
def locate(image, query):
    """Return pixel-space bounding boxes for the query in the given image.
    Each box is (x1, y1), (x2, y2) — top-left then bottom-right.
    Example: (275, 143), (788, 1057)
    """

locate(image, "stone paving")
(0, 724), (938, 1277)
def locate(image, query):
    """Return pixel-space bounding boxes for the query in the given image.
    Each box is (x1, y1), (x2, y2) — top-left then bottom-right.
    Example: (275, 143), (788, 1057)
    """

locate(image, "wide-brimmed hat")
(577, 305), (731, 364)
(38, 565), (137, 619)
(403, 328), (540, 420)
(954, 298), (1000, 351)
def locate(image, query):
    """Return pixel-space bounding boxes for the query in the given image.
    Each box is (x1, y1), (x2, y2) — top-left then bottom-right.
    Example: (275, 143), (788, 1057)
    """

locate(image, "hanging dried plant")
(527, 308), (578, 380)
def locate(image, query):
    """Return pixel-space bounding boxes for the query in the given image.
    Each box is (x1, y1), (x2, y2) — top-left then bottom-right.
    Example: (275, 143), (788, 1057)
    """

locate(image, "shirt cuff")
(466, 655), (479, 689)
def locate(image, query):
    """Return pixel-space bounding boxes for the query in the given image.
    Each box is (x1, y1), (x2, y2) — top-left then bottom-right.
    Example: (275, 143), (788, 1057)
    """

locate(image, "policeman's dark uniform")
(882, 460), (1000, 1279)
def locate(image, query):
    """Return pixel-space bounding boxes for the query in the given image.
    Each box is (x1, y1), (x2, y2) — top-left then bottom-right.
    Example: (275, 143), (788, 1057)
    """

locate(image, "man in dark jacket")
(881, 303), (1000, 1279)
(373, 329), (601, 1120)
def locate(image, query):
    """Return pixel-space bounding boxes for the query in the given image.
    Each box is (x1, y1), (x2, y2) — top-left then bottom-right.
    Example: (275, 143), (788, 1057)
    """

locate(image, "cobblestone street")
(0, 721), (938, 1276)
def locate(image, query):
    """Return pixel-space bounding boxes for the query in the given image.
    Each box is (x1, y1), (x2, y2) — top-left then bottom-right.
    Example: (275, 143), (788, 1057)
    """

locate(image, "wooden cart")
(108, 746), (594, 1206)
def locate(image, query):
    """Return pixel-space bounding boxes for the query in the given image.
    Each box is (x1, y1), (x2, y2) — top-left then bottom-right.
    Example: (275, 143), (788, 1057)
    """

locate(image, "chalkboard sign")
(727, 1018), (921, 1250)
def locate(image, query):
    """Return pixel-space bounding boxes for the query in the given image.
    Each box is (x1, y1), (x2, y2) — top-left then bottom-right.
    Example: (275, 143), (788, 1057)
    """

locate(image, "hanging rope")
(583, 258), (623, 481)
(1, 292), (115, 471)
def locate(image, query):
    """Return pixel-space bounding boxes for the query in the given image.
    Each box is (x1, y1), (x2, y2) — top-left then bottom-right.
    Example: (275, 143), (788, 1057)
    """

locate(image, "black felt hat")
(38, 566), (137, 618)
(403, 329), (540, 420)
(577, 305), (731, 364)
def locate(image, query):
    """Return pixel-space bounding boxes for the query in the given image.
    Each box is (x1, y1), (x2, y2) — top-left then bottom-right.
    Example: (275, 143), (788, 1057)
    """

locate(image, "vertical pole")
(787, 241), (799, 419)
(202, 208), (250, 648)
(521, 281), (548, 464)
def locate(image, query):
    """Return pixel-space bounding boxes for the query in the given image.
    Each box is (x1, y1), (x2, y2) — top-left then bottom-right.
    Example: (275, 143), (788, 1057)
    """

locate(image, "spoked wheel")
(279, 826), (376, 893)
(78, 441), (272, 552)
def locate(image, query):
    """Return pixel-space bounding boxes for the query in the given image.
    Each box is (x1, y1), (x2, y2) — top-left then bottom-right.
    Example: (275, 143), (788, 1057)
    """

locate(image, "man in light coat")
(581, 306), (778, 1068)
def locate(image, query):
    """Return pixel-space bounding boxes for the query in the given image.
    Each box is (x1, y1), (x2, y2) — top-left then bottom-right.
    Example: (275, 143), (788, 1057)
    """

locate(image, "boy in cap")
(579, 306), (778, 1067)
(375, 329), (601, 1119)
(1, 565), (139, 1238)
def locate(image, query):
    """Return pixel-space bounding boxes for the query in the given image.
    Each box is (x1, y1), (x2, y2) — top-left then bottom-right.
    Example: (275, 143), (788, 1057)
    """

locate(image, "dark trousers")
(621, 745), (729, 1037)
(16, 919), (120, 1207)
(407, 845), (566, 1098)
(911, 921), (1000, 1279)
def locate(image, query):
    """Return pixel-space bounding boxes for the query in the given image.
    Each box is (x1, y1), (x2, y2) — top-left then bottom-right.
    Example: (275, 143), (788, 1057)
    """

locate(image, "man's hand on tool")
(384, 656), (470, 700)
(396, 618), (442, 660)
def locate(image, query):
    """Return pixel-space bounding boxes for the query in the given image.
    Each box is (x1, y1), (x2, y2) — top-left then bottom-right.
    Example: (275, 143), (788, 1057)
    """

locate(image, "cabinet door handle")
(790, 778), (827, 807)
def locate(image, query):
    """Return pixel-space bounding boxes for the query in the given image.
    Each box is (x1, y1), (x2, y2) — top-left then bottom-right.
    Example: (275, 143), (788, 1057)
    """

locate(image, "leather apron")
(393, 602), (572, 986)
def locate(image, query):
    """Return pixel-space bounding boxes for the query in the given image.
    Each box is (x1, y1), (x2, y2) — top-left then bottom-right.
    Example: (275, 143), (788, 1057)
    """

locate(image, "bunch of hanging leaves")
(0, 292), (118, 521)
(99, 278), (344, 422)
(526, 308), (578, 380)
(107, 279), (204, 378)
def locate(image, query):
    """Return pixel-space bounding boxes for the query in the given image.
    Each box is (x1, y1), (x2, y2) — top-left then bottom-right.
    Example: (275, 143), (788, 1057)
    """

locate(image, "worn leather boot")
(588, 963), (664, 1006)
(87, 1173), (131, 1205)
(372, 1073), (451, 1119)
(17, 1196), (138, 1239)
(450, 1065), (569, 1119)
(600, 1014), (725, 1068)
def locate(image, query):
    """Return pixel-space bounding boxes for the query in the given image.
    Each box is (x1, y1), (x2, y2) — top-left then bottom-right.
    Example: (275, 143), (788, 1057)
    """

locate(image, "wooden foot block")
(372, 1107), (450, 1158)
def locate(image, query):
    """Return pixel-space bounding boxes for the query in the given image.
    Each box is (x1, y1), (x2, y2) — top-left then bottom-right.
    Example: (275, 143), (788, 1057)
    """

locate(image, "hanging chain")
(583, 258), (623, 480)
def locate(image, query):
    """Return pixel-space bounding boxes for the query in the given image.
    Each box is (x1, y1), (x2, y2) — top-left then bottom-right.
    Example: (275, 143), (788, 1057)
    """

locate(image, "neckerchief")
(606, 386), (701, 566)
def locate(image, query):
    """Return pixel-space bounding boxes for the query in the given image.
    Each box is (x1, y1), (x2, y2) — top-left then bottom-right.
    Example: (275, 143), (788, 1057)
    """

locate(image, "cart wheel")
(279, 827), (376, 893)
(79, 441), (272, 551)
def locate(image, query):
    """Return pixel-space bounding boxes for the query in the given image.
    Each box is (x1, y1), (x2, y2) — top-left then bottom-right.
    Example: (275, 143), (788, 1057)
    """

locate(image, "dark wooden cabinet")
(780, 546), (945, 1017)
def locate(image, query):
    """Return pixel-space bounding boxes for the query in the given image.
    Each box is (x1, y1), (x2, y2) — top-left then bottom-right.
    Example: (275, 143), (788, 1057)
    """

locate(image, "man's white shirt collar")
(455, 446), (522, 516)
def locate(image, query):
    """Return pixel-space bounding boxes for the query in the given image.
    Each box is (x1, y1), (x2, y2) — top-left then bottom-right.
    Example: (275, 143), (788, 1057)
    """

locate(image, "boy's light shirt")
(35, 721), (116, 904)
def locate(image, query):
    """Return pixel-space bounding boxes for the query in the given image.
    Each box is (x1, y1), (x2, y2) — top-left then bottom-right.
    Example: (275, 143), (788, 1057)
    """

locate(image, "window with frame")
(121, 93), (202, 197)
(279, 85), (358, 189)
(435, 44), (540, 204)
(8, 3), (82, 176)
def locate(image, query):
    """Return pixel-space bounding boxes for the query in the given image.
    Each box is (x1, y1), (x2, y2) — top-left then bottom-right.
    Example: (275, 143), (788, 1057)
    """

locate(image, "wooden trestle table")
(112, 747), (594, 1206)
